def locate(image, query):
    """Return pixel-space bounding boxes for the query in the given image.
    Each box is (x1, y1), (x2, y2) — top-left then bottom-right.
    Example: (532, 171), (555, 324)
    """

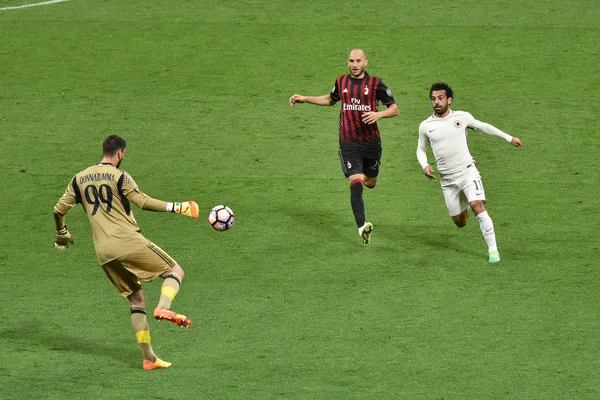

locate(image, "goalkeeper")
(53, 135), (198, 371)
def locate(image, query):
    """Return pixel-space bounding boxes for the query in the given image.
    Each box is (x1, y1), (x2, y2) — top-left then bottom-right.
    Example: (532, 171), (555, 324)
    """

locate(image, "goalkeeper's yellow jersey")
(54, 163), (151, 264)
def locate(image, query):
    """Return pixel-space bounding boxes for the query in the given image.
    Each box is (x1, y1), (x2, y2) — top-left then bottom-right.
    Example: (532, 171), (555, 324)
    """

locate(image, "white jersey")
(416, 110), (513, 178)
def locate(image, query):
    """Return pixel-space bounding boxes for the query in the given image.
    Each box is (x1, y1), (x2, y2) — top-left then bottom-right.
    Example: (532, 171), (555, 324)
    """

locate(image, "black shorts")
(338, 146), (382, 178)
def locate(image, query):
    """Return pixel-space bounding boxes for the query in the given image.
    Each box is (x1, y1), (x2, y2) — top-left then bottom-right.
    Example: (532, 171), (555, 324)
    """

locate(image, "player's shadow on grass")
(278, 205), (350, 245)
(0, 322), (138, 367)
(396, 222), (484, 260)
(277, 202), (485, 260)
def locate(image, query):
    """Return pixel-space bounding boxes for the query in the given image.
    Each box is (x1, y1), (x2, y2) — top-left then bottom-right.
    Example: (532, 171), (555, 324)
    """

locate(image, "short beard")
(434, 106), (447, 117)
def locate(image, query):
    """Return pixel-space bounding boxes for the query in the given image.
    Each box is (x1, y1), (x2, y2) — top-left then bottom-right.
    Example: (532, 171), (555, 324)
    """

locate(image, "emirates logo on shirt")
(344, 98), (372, 111)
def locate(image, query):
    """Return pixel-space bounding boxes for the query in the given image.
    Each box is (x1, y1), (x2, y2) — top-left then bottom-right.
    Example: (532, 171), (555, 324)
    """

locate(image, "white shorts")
(440, 165), (486, 216)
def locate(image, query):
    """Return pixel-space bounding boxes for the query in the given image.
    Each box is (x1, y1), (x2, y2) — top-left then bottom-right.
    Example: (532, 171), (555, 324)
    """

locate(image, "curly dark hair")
(429, 82), (454, 99)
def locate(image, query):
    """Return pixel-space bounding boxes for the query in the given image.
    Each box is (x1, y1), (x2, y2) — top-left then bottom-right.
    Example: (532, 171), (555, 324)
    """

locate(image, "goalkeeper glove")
(54, 226), (74, 250)
(172, 201), (199, 219)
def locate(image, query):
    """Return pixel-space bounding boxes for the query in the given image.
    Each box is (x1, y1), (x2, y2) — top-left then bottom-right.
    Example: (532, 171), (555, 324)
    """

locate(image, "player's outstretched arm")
(289, 94), (335, 107)
(145, 199), (199, 218)
(126, 192), (199, 219)
(469, 120), (517, 142)
(470, 120), (523, 149)
(120, 172), (198, 218)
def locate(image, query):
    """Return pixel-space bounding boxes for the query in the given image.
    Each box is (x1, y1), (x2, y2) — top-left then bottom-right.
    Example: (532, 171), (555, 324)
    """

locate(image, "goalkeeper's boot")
(143, 358), (172, 370)
(488, 251), (501, 263)
(153, 308), (192, 327)
(358, 222), (373, 245)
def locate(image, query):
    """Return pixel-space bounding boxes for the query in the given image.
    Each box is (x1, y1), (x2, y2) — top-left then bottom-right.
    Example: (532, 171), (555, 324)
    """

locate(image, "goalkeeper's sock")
(157, 273), (182, 310)
(131, 308), (157, 362)
(350, 179), (366, 228)
(476, 211), (498, 252)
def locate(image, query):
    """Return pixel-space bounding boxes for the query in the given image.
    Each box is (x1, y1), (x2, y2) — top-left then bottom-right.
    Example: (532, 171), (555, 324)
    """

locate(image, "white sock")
(476, 211), (497, 252)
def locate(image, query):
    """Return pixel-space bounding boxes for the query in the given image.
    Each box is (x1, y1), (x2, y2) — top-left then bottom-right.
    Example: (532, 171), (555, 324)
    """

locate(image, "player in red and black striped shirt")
(289, 49), (399, 244)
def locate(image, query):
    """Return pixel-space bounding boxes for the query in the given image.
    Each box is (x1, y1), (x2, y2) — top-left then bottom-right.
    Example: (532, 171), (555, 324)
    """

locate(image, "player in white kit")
(416, 83), (523, 263)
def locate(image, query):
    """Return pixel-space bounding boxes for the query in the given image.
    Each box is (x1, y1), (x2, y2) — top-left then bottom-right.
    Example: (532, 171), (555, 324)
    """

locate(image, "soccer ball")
(208, 205), (234, 231)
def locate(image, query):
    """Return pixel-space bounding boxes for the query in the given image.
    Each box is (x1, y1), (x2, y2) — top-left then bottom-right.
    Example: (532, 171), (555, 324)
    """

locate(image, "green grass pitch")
(1, 0), (599, 398)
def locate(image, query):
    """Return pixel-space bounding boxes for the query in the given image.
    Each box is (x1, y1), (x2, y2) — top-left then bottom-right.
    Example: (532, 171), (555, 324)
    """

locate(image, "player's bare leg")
(128, 289), (172, 370)
(364, 176), (377, 189)
(451, 209), (469, 227)
(349, 173), (373, 244)
(154, 265), (192, 327)
(470, 200), (500, 263)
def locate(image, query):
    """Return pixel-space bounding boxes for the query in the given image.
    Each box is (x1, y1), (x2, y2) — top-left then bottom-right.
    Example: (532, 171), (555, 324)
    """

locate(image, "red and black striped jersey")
(329, 72), (395, 148)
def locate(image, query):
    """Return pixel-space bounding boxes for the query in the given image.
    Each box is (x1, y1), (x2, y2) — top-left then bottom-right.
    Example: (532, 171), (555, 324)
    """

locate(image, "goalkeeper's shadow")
(0, 321), (139, 368)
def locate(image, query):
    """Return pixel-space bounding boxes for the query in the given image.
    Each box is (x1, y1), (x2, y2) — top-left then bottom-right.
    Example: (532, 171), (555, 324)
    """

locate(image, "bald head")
(349, 49), (367, 59)
(347, 49), (368, 78)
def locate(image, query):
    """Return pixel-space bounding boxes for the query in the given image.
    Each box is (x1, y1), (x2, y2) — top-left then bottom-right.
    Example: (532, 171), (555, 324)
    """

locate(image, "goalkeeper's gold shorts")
(102, 242), (177, 297)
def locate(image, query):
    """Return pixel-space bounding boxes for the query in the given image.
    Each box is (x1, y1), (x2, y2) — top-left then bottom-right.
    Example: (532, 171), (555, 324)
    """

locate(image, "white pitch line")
(0, 0), (70, 11)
